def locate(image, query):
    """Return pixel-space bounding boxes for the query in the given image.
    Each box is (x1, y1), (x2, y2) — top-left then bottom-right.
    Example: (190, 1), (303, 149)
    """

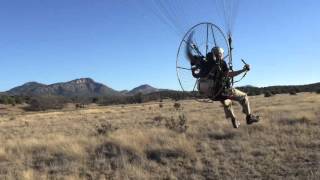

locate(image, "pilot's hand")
(243, 64), (250, 71)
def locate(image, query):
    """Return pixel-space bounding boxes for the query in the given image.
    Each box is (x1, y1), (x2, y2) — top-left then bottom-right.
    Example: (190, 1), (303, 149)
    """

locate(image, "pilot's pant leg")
(229, 88), (251, 116)
(221, 99), (236, 119)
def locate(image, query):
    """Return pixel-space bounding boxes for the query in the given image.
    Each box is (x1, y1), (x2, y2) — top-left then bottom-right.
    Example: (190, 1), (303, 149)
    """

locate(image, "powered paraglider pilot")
(186, 33), (259, 128)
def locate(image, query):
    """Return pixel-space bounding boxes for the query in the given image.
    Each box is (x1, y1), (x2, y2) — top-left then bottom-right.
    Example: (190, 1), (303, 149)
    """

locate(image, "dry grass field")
(0, 93), (319, 179)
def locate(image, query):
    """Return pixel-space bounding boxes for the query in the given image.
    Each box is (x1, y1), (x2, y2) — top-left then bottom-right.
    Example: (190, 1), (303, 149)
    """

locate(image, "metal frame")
(176, 22), (230, 100)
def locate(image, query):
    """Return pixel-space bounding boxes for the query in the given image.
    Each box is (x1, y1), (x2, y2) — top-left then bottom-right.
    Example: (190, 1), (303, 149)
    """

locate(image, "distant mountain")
(7, 78), (121, 97)
(127, 84), (159, 95)
(119, 90), (129, 94)
(8, 82), (46, 96)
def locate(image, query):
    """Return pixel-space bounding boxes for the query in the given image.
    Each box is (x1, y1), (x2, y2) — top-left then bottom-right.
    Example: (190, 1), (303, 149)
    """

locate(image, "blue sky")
(0, 0), (319, 91)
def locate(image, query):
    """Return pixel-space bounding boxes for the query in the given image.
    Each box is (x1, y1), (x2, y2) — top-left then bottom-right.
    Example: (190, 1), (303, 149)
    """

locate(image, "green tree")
(264, 91), (273, 97)
(8, 97), (15, 105)
(14, 96), (24, 104)
(133, 93), (143, 103)
(92, 97), (99, 104)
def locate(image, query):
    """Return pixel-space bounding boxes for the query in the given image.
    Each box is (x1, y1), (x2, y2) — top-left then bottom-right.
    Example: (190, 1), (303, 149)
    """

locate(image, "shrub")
(0, 96), (22, 106)
(7, 97), (16, 106)
(289, 91), (297, 95)
(0, 96), (9, 104)
(75, 103), (85, 109)
(264, 91), (273, 97)
(165, 114), (188, 133)
(92, 97), (99, 103)
(173, 102), (181, 110)
(248, 91), (261, 96)
(25, 96), (66, 111)
(14, 96), (24, 104)
(95, 123), (117, 135)
(153, 115), (165, 124)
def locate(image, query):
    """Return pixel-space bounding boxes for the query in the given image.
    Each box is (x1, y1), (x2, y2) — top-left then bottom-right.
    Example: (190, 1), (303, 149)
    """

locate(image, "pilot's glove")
(243, 64), (250, 71)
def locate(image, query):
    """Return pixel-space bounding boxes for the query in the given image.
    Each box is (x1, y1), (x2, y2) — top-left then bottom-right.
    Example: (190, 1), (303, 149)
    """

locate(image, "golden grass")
(0, 92), (319, 179)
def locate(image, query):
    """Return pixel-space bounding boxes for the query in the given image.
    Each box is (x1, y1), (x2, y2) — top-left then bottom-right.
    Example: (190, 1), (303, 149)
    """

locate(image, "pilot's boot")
(246, 114), (260, 125)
